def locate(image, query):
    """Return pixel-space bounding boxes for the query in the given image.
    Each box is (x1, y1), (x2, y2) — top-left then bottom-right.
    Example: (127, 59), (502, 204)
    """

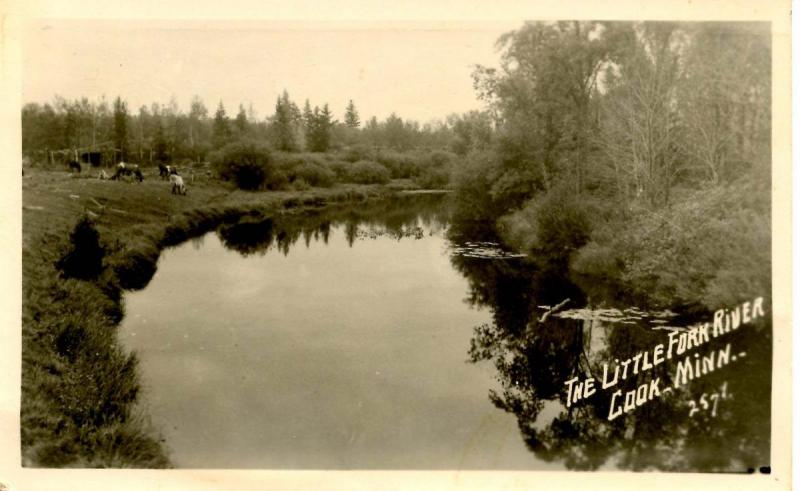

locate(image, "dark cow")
(68, 160), (81, 173)
(111, 162), (144, 182)
(158, 163), (170, 179)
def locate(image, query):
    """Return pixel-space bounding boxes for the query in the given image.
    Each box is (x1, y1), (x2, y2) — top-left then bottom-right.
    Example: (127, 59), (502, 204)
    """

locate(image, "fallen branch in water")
(540, 298), (571, 322)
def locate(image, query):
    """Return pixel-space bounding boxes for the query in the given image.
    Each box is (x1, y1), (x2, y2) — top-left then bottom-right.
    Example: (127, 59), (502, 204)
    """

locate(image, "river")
(119, 194), (771, 471)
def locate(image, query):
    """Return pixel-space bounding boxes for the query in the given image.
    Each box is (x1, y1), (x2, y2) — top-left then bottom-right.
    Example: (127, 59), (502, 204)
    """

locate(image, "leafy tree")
(188, 96), (209, 158)
(384, 113), (408, 150)
(447, 111), (493, 155)
(154, 119), (169, 162)
(472, 21), (615, 196)
(113, 96), (129, 161)
(595, 23), (684, 207)
(676, 22), (770, 184)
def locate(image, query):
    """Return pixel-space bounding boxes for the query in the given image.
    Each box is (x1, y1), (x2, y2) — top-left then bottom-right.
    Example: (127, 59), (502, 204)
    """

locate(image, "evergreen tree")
(212, 101), (231, 148)
(235, 104), (249, 136)
(344, 99), (360, 128)
(302, 99), (314, 144)
(272, 90), (298, 151)
(307, 104), (334, 152)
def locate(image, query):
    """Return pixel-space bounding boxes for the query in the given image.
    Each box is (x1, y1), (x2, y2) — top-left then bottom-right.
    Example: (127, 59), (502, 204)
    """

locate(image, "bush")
(327, 160), (350, 180)
(340, 144), (375, 163)
(498, 186), (592, 258)
(343, 160), (391, 184)
(56, 216), (105, 280)
(425, 149), (456, 168)
(210, 140), (275, 190)
(269, 152), (337, 188)
(375, 151), (421, 179)
(571, 241), (623, 279)
(291, 162), (336, 187)
(612, 178), (770, 310)
(414, 166), (451, 189)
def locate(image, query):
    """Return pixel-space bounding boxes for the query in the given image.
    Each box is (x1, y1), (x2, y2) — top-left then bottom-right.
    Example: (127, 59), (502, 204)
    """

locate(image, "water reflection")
(138, 194), (770, 470)
(216, 194), (450, 257)
(448, 216), (772, 472)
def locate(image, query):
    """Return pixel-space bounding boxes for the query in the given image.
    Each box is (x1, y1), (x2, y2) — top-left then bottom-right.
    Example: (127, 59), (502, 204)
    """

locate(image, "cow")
(158, 163), (170, 179)
(170, 174), (187, 195)
(111, 162), (144, 183)
(68, 160), (81, 173)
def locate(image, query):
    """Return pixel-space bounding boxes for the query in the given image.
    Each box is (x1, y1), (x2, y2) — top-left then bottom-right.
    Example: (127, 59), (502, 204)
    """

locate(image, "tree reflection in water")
(449, 217), (771, 472)
(216, 193), (450, 257)
(215, 195), (771, 472)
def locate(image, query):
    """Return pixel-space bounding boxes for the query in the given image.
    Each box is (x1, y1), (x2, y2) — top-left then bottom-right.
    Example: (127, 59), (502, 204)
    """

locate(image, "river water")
(119, 194), (772, 471)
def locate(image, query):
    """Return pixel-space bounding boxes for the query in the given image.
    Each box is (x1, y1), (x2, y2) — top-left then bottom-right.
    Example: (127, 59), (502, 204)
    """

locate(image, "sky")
(23, 20), (519, 123)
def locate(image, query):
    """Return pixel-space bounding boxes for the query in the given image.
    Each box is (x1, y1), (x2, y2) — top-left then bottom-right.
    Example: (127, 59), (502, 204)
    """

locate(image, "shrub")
(269, 152), (337, 188)
(571, 241), (623, 279)
(340, 144), (375, 163)
(56, 216), (105, 280)
(344, 160), (391, 184)
(375, 151), (421, 179)
(210, 140), (274, 190)
(327, 160), (350, 180)
(425, 149), (456, 168)
(612, 177), (771, 310)
(292, 177), (311, 191)
(291, 162), (336, 187)
(497, 186), (592, 260)
(414, 166), (451, 189)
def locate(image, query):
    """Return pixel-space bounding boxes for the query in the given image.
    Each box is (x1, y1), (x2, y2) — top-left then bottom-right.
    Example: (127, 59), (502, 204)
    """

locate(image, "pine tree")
(212, 101), (231, 149)
(272, 90), (298, 151)
(235, 104), (248, 136)
(307, 104), (334, 152)
(344, 99), (360, 128)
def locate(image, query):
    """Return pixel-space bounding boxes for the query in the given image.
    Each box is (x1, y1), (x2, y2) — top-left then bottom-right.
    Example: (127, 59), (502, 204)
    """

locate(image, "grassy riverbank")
(21, 168), (397, 467)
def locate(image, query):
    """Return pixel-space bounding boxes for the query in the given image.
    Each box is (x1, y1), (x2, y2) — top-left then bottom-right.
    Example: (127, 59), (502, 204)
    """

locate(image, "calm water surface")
(119, 195), (771, 471)
(120, 196), (553, 469)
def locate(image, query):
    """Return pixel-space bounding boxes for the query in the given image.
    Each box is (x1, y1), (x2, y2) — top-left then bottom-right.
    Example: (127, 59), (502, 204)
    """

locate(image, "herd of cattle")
(67, 160), (189, 195)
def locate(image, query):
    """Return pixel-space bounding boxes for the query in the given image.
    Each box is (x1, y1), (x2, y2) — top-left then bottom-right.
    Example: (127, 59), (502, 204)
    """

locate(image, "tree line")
(451, 21), (770, 313)
(22, 90), (490, 165)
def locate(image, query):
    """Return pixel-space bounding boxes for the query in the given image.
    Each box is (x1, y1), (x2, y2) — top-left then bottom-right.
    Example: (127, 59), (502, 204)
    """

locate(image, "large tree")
(472, 21), (616, 199)
(595, 23), (685, 207)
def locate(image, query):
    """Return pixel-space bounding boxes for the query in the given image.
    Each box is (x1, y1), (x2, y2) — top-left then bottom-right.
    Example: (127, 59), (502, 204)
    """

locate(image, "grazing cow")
(132, 166), (144, 182)
(158, 163), (170, 179)
(68, 160), (81, 173)
(170, 174), (187, 195)
(111, 163), (144, 183)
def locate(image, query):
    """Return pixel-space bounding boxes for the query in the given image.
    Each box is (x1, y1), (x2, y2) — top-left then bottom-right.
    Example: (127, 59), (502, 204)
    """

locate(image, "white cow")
(169, 174), (187, 195)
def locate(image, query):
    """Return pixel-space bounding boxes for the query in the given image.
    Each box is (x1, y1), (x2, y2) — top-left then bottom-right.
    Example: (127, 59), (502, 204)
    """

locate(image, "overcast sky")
(23, 20), (518, 123)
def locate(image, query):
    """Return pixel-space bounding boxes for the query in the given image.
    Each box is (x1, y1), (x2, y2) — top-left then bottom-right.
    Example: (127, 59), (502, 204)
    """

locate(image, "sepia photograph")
(2, 1), (793, 489)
